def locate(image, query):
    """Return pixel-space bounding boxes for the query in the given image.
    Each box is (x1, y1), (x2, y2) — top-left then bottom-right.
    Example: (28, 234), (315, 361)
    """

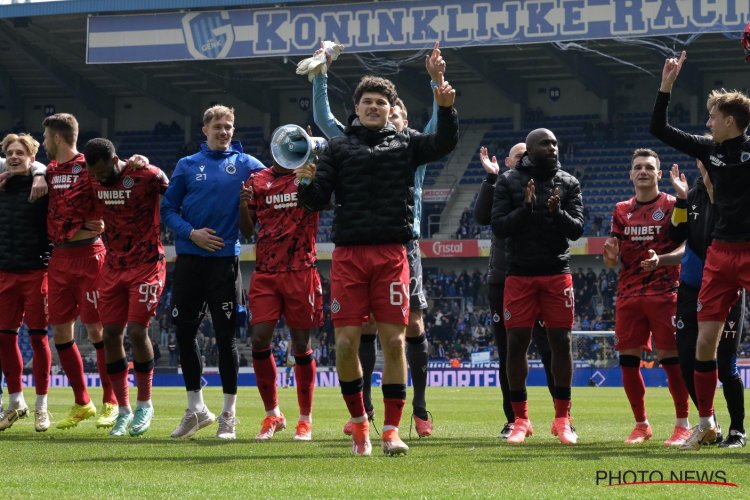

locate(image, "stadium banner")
(422, 188), (452, 203)
(164, 236), (611, 261)
(420, 239), (478, 258)
(87, 0), (750, 64)
(25, 367), (750, 388)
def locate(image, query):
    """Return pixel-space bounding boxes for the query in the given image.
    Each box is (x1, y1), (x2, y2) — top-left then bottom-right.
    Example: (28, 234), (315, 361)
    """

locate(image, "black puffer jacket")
(473, 173), (506, 284)
(0, 174), (51, 270)
(298, 106), (458, 245)
(491, 155), (584, 276)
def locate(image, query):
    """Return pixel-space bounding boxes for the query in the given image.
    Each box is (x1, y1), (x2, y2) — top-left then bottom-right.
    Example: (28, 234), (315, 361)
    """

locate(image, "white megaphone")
(270, 124), (328, 185)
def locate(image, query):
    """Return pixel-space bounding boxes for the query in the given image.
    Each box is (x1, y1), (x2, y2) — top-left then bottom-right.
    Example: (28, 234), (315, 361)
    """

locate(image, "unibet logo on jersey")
(622, 224), (663, 242)
(50, 174), (80, 189)
(266, 192), (298, 210)
(97, 189), (133, 205)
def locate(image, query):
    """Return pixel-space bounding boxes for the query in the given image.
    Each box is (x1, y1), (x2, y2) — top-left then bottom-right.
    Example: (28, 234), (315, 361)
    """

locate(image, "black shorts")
(171, 255), (239, 332)
(675, 282), (744, 350)
(406, 240), (428, 311)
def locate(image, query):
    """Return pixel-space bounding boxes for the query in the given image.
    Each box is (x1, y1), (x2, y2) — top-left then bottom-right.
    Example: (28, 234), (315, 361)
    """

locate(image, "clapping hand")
(479, 146), (499, 175)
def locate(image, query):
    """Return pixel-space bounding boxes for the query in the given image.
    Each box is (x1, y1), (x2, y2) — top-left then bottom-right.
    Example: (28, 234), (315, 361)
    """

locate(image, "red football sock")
(621, 365), (647, 422)
(0, 332), (23, 394)
(294, 350), (316, 417)
(29, 334), (51, 395)
(511, 401), (529, 421)
(662, 362), (690, 419)
(694, 369), (718, 419)
(135, 368), (153, 403)
(343, 391), (365, 419)
(94, 343), (117, 405)
(108, 367), (130, 408)
(383, 398), (405, 428)
(56, 342), (90, 406)
(554, 398), (571, 419)
(253, 349), (278, 412)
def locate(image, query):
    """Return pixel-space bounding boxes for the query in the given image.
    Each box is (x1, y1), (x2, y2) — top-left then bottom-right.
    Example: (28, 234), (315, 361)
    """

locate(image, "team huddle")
(0, 45), (746, 454)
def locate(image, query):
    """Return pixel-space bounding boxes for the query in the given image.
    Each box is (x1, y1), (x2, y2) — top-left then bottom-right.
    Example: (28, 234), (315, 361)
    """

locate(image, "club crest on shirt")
(677, 319), (684, 330)
(225, 163), (236, 175)
(742, 151), (750, 163)
(294, 178), (300, 186)
(72, 164), (82, 174)
(504, 309), (511, 321)
(331, 299), (341, 314)
(696, 300), (702, 312)
(493, 313), (500, 323)
(652, 208), (664, 221)
(171, 307), (179, 318)
(122, 176), (134, 189)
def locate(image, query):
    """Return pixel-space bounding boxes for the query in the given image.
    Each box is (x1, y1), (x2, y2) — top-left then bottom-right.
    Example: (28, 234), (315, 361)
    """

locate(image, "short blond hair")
(203, 105), (235, 125)
(1, 133), (40, 157)
(706, 89), (750, 131)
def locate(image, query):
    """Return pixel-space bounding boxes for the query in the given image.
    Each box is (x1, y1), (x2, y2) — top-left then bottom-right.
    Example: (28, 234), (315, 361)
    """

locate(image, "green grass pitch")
(0, 386), (746, 498)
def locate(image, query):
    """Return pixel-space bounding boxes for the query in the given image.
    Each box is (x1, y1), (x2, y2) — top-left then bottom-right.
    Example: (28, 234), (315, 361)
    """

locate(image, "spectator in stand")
(168, 335), (178, 367)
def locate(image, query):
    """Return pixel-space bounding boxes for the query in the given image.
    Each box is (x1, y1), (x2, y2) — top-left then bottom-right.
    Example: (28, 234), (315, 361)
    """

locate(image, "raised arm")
(311, 43), (345, 139)
(473, 146), (499, 225)
(411, 73), (459, 166)
(423, 41), (445, 135)
(650, 52), (712, 157)
(313, 74), (345, 139)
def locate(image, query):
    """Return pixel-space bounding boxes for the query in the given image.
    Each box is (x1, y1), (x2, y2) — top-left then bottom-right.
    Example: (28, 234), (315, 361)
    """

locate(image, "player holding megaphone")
(239, 136), (323, 442)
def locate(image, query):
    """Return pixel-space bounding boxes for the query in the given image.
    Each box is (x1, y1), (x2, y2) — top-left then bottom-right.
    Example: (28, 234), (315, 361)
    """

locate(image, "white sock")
(136, 399), (153, 409)
(266, 406), (281, 417)
(636, 420), (649, 426)
(9, 392), (25, 409)
(675, 417), (689, 428)
(36, 394), (47, 410)
(699, 415), (713, 428)
(223, 394), (236, 415)
(119, 405), (132, 415)
(187, 390), (205, 412)
(299, 414), (311, 423)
